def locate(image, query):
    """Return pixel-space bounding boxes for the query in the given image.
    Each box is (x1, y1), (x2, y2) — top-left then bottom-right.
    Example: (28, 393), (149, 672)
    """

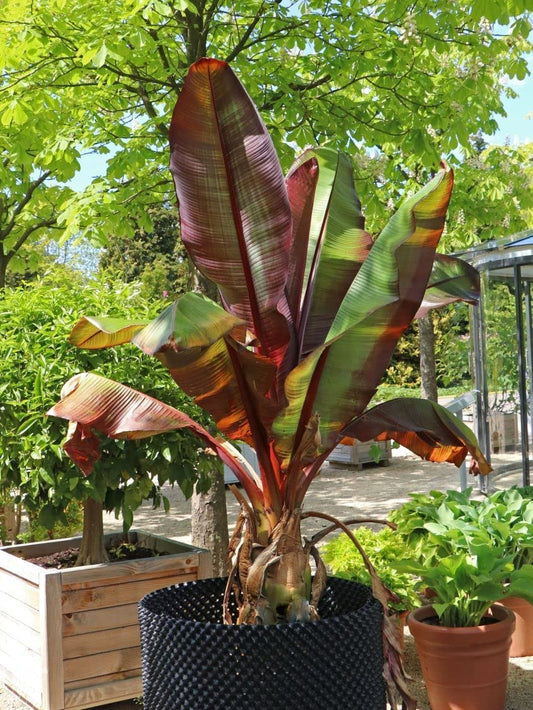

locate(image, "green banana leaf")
(273, 166), (455, 467)
(415, 253), (480, 318)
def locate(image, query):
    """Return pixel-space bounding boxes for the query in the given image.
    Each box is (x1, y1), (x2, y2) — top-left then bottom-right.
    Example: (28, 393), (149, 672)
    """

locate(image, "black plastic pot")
(138, 576), (386, 710)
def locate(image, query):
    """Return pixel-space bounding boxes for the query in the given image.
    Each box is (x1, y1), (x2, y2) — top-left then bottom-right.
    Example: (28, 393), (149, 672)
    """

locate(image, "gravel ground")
(1, 453), (531, 709)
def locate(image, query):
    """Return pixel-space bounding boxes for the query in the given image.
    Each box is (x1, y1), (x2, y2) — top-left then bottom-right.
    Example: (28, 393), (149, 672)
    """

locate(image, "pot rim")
(407, 603), (515, 636)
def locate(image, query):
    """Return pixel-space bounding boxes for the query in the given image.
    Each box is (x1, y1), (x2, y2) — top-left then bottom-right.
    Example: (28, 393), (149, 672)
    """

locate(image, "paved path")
(104, 451), (527, 544)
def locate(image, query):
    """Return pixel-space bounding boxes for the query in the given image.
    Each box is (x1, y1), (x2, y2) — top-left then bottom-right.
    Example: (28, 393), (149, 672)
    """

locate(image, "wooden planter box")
(0, 530), (212, 710)
(329, 440), (392, 469)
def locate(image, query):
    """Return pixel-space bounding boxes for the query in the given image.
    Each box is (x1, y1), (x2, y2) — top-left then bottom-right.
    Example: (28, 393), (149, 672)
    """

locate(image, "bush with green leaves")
(0, 270), (215, 538)
(321, 526), (420, 612)
(390, 486), (533, 569)
(390, 487), (533, 626)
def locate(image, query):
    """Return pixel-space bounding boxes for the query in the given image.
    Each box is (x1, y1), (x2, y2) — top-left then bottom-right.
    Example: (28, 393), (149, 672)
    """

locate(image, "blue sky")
(491, 54), (533, 145)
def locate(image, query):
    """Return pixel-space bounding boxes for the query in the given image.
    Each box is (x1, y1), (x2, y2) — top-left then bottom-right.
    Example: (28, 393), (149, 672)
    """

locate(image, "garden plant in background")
(321, 525), (420, 614)
(0, 271), (214, 560)
(49, 59), (491, 706)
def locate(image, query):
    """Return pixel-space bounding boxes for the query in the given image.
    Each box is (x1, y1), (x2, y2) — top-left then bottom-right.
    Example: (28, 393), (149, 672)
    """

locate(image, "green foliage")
(321, 526), (420, 611)
(99, 206), (190, 300)
(17, 500), (83, 543)
(0, 0), (531, 265)
(384, 303), (473, 391)
(484, 282), (521, 411)
(398, 547), (533, 627)
(391, 487), (533, 626)
(0, 270), (216, 533)
(384, 323), (421, 387)
(434, 305), (472, 389)
(442, 141), (533, 253)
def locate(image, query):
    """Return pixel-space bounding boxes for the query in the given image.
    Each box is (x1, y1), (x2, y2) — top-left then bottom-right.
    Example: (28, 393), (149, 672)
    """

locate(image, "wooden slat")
(132, 531), (200, 556)
(62, 563), (195, 593)
(64, 672), (141, 709)
(62, 570), (197, 613)
(64, 665), (140, 691)
(198, 549), (214, 579)
(0, 547), (43, 585)
(0, 592), (40, 633)
(4, 535), (82, 557)
(0, 568), (40, 609)
(63, 625), (139, 659)
(0, 629), (42, 681)
(41, 572), (64, 710)
(60, 553), (200, 585)
(63, 646), (141, 683)
(0, 608), (41, 652)
(63, 602), (139, 637)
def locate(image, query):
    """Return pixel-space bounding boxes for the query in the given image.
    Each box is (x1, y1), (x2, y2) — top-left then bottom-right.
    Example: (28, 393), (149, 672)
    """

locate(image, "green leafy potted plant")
(392, 485), (533, 659)
(487, 486), (533, 656)
(0, 274), (213, 710)
(48, 58), (490, 710)
(394, 492), (533, 710)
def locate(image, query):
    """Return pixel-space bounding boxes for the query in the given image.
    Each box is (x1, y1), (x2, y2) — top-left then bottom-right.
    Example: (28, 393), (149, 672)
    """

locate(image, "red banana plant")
(48, 58), (490, 707)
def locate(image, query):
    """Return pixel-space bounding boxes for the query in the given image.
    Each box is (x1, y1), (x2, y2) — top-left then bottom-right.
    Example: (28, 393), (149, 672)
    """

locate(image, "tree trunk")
(0, 502), (21, 542)
(191, 465), (229, 576)
(419, 313), (438, 402)
(0, 252), (7, 290)
(75, 497), (109, 566)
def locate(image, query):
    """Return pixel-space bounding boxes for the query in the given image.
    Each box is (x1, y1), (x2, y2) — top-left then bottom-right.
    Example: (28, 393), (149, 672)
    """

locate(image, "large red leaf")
(47, 373), (264, 507)
(131, 293), (279, 445)
(169, 58), (292, 367)
(341, 398), (491, 475)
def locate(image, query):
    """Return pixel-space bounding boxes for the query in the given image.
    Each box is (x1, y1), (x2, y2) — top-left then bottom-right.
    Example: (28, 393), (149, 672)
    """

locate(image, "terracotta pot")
(498, 596), (533, 657)
(408, 604), (515, 710)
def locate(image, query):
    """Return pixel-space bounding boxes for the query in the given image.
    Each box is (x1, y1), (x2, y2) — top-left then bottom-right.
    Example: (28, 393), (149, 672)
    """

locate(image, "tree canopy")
(1, 0), (531, 284)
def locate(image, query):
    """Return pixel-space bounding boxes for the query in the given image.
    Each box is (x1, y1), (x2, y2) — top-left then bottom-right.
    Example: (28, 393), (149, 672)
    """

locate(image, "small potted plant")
(391, 485), (533, 657)
(472, 486), (533, 657)
(397, 509), (533, 710)
(48, 58), (491, 710)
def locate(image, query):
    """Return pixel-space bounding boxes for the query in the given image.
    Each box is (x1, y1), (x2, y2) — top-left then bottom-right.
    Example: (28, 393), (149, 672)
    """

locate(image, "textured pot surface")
(498, 596), (533, 657)
(408, 604), (515, 710)
(139, 576), (386, 710)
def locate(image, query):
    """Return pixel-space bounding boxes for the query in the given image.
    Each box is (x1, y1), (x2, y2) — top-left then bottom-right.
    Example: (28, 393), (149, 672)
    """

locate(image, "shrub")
(321, 526), (420, 612)
(0, 270), (214, 538)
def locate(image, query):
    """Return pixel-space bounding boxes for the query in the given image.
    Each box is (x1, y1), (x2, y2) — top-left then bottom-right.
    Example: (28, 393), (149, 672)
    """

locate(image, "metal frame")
(460, 231), (533, 487)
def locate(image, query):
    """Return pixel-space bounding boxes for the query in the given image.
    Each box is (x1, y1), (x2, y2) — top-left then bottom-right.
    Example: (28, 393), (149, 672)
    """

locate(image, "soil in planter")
(25, 540), (167, 568)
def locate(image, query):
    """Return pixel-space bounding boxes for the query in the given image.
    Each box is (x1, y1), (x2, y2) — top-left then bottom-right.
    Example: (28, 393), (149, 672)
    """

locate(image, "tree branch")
(5, 217), (57, 260)
(0, 171), (52, 240)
